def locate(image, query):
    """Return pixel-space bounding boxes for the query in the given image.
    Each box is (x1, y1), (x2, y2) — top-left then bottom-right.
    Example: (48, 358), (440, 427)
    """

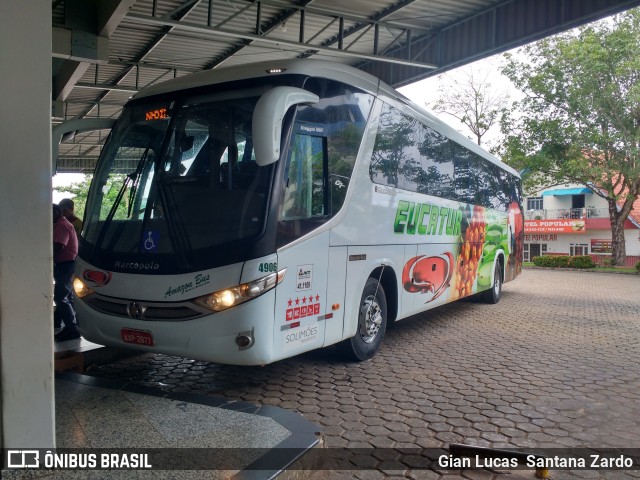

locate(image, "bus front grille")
(85, 296), (206, 321)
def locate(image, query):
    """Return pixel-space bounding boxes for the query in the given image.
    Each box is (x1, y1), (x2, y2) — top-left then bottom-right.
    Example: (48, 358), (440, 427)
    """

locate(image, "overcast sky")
(398, 53), (520, 148)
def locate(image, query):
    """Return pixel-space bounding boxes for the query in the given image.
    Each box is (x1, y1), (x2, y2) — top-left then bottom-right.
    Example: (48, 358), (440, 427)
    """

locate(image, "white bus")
(68, 60), (523, 365)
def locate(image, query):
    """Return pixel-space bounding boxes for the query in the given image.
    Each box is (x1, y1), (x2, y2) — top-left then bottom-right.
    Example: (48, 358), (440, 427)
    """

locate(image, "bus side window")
(281, 134), (327, 220)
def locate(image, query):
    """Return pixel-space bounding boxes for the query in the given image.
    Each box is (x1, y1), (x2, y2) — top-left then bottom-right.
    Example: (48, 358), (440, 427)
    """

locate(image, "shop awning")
(542, 187), (591, 196)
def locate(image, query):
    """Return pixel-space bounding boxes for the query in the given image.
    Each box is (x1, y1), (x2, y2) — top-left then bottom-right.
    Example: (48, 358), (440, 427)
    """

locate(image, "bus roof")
(133, 59), (382, 100)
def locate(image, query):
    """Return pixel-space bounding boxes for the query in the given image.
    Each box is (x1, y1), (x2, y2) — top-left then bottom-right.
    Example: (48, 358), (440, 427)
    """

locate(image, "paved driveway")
(89, 269), (640, 479)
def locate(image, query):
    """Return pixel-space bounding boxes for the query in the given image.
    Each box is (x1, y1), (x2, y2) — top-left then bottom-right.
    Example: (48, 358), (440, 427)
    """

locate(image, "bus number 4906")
(258, 262), (277, 273)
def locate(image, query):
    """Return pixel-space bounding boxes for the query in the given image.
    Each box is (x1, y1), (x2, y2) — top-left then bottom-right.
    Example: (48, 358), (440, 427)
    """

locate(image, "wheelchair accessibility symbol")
(142, 230), (159, 252)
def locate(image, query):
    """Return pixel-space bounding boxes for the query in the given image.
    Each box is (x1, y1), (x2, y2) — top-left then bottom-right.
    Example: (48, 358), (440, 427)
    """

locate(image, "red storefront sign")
(591, 239), (613, 254)
(524, 219), (586, 234)
(524, 234), (558, 242)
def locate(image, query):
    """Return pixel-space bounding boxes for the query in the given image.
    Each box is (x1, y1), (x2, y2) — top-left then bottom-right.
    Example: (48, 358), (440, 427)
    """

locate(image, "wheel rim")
(359, 294), (382, 344)
(493, 269), (501, 296)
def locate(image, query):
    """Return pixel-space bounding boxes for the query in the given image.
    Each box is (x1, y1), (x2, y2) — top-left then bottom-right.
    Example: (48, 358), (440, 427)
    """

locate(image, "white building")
(523, 183), (640, 267)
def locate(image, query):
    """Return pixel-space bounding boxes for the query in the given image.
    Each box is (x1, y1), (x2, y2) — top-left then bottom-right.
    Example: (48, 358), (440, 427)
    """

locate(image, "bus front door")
(273, 231), (330, 360)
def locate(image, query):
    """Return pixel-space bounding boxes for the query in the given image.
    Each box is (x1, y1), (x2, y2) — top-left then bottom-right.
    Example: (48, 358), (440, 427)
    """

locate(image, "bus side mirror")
(252, 86), (319, 166)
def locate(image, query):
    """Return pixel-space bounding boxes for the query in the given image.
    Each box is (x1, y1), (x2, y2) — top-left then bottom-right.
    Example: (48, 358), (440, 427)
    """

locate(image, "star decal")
(287, 299), (292, 307)
(295, 297), (300, 305)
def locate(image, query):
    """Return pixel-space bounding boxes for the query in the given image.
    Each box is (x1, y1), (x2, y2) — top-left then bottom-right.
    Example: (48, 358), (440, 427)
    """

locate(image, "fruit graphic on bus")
(402, 252), (454, 303)
(477, 261), (494, 287)
(451, 205), (486, 300)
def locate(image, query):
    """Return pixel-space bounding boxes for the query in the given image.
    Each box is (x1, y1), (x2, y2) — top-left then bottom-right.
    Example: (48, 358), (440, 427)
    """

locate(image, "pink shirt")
(53, 216), (78, 263)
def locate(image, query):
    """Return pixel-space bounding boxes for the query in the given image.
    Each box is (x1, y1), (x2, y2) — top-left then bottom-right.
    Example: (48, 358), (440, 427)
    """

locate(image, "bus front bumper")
(75, 290), (276, 366)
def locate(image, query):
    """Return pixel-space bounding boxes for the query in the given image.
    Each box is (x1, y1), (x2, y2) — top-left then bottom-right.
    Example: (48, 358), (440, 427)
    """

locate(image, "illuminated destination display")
(145, 108), (169, 120)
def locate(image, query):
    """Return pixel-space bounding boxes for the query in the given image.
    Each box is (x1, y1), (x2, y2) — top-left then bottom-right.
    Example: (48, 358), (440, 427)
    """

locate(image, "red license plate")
(121, 328), (155, 346)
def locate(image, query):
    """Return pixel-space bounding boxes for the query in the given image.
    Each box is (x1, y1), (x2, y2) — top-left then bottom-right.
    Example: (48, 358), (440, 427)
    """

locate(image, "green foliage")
(549, 256), (570, 268)
(532, 255), (565, 268)
(635, 261), (640, 273)
(499, 9), (640, 263)
(568, 256), (596, 269)
(532, 255), (547, 267)
(54, 173), (129, 221)
(54, 174), (92, 218)
(500, 13), (640, 187)
(532, 255), (595, 269)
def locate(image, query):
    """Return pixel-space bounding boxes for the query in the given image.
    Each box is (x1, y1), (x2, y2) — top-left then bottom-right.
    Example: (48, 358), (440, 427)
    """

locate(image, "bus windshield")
(83, 92), (273, 272)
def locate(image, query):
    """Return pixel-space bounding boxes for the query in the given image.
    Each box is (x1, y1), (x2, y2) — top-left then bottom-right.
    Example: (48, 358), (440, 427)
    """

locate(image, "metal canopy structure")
(52, 0), (640, 173)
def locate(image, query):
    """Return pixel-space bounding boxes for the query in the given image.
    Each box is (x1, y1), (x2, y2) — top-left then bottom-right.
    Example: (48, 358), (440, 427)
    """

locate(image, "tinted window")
(298, 78), (373, 216)
(281, 133), (327, 220)
(276, 78), (373, 246)
(370, 105), (423, 191)
(416, 125), (454, 198)
(371, 101), (517, 211)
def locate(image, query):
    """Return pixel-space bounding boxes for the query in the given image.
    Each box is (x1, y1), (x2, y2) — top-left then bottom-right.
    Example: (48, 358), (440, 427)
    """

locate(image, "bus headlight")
(194, 269), (286, 313)
(73, 276), (94, 298)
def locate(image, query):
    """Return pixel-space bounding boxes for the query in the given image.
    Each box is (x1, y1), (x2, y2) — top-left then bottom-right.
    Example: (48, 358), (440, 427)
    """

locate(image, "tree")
(499, 9), (640, 266)
(55, 173), (129, 221)
(432, 65), (510, 147)
(54, 175), (91, 218)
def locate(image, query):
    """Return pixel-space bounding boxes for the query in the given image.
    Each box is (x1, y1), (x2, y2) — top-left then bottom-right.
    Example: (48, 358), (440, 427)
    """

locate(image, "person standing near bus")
(58, 198), (82, 237)
(53, 204), (80, 341)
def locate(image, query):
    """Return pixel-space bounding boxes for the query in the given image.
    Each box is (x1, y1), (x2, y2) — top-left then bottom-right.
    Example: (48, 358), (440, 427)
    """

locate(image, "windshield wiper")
(95, 145), (151, 250)
(155, 175), (192, 268)
(128, 145), (152, 217)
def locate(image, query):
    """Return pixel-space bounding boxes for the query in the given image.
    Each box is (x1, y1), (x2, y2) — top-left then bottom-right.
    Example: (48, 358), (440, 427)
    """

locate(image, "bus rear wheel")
(339, 277), (387, 362)
(479, 261), (502, 304)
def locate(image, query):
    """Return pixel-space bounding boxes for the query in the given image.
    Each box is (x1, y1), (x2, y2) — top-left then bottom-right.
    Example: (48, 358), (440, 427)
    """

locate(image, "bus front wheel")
(339, 277), (387, 362)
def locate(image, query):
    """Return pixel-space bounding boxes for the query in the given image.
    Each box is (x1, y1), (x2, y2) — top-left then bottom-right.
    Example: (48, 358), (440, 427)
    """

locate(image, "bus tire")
(339, 277), (387, 362)
(479, 261), (502, 304)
